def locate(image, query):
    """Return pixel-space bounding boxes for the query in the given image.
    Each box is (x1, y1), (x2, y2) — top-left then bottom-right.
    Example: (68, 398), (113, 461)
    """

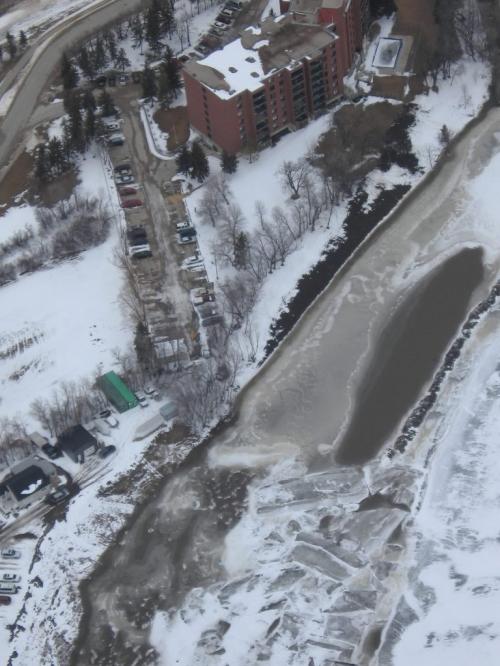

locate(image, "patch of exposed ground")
(153, 106), (189, 150)
(315, 101), (402, 180)
(0, 151), (33, 210)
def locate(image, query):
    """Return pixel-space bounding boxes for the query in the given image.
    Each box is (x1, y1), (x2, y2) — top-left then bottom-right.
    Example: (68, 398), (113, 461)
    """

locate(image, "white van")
(0, 582), (18, 594)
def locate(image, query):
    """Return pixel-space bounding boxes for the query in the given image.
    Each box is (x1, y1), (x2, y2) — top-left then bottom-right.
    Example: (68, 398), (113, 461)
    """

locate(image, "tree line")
(0, 30), (28, 64)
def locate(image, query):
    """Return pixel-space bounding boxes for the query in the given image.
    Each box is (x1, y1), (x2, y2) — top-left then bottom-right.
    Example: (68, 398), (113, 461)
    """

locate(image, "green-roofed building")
(98, 371), (138, 413)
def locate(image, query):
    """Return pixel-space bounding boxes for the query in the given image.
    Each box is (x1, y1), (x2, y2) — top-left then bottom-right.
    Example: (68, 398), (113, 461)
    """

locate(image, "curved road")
(0, 0), (143, 170)
(64, 104), (500, 666)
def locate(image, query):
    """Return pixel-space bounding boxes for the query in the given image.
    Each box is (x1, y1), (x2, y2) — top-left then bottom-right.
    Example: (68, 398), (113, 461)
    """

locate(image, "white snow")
(197, 35), (267, 98)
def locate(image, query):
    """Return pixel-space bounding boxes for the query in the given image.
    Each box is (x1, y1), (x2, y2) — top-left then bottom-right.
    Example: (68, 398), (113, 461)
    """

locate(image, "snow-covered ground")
(0, 0), (102, 39)
(379, 300), (500, 666)
(0, 147), (131, 427)
(184, 49), (490, 366)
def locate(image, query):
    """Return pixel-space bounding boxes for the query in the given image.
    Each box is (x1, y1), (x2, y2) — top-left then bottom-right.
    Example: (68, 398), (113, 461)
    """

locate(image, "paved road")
(68, 102), (500, 664)
(0, 0), (143, 171)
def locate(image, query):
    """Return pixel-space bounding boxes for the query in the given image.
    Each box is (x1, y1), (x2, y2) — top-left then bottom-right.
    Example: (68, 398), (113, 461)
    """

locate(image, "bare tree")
(277, 159), (311, 199)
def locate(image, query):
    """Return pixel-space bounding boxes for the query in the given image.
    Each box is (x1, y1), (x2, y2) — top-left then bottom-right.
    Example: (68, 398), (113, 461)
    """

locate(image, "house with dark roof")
(0, 456), (59, 509)
(57, 425), (98, 463)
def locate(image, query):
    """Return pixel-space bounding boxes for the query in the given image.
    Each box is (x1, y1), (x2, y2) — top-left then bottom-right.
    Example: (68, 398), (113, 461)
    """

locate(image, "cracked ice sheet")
(381, 306), (500, 666)
(150, 457), (413, 666)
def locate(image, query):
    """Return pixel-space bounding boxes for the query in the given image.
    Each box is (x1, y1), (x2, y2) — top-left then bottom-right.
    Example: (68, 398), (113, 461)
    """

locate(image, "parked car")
(0, 596), (11, 606)
(122, 199), (143, 209)
(28, 431), (49, 449)
(102, 413), (118, 428)
(1, 573), (21, 583)
(115, 163), (131, 173)
(108, 133), (125, 146)
(213, 21), (229, 31)
(46, 487), (70, 506)
(135, 392), (148, 408)
(107, 75), (116, 86)
(120, 186), (137, 196)
(98, 445), (116, 459)
(130, 247), (152, 259)
(132, 71), (142, 83)
(42, 442), (62, 459)
(0, 582), (18, 595)
(144, 385), (160, 399)
(119, 74), (128, 86)
(216, 14), (232, 24)
(103, 121), (120, 133)
(1, 548), (21, 560)
(95, 75), (107, 88)
(116, 174), (134, 184)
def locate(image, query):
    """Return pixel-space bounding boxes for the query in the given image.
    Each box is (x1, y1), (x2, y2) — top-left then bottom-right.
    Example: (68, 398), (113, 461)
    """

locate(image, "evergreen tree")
(439, 124), (451, 147)
(69, 104), (86, 153)
(48, 137), (65, 175)
(145, 1), (162, 51)
(141, 65), (157, 103)
(62, 88), (80, 115)
(34, 144), (49, 183)
(221, 150), (238, 174)
(114, 47), (131, 72)
(160, 1), (175, 37)
(6, 32), (17, 60)
(190, 140), (209, 182)
(103, 30), (117, 62)
(82, 89), (96, 112)
(131, 16), (145, 53)
(78, 45), (95, 79)
(158, 65), (171, 108)
(165, 54), (182, 98)
(85, 107), (96, 141)
(176, 144), (192, 176)
(93, 36), (108, 72)
(234, 231), (249, 269)
(19, 31), (28, 49)
(61, 52), (79, 89)
(98, 89), (116, 117)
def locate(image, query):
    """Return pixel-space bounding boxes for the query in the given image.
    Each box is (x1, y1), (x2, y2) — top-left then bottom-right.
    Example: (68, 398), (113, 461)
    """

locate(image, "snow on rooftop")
(199, 38), (268, 98)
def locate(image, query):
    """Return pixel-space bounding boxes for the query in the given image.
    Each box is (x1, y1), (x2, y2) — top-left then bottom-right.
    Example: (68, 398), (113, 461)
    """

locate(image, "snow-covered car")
(104, 414), (118, 428)
(116, 174), (134, 184)
(1, 573), (21, 583)
(135, 392), (148, 408)
(108, 133), (125, 146)
(1, 548), (21, 560)
(213, 21), (229, 31)
(144, 386), (160, 399)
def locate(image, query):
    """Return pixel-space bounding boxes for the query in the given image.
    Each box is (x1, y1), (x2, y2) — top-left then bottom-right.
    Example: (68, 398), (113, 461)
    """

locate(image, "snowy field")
(0, 147), (131, 427)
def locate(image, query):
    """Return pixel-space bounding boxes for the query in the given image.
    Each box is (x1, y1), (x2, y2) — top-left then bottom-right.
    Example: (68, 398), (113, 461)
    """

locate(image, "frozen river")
(73, 106), (500, 666)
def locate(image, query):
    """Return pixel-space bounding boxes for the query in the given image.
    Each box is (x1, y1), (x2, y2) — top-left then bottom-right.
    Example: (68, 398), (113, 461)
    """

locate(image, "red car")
(119, 186), (137, 196)
(0, 595), (11, 605)
(121, 199), (143, 209)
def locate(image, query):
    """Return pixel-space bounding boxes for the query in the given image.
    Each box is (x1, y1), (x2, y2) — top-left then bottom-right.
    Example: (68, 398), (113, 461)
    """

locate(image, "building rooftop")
(57, 425), (97, 454)
(290, 0), (345, 16)
(5, 465), (50, 502)
(184, 15), (337, 99)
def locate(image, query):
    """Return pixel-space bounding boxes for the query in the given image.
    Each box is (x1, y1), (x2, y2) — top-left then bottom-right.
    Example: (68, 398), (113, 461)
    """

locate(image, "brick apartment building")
(183, 0), (369, 154)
